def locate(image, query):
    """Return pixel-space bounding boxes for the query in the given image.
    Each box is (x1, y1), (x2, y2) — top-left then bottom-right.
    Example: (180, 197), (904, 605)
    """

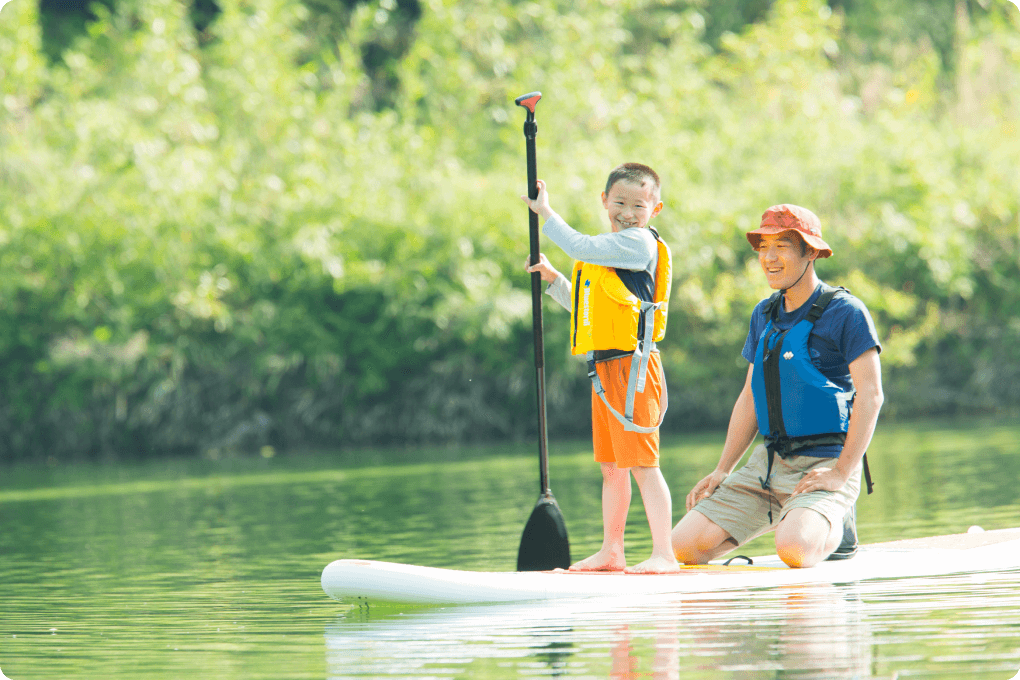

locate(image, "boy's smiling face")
(601, 180), (662, 233)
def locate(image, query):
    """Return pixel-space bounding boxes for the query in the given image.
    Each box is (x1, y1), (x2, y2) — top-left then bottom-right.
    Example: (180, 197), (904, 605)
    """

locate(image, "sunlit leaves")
(0, 0), (1017, 458)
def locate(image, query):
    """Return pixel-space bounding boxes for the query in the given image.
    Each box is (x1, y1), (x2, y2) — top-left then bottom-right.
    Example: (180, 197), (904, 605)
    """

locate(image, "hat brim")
(746, 226), (832, 259)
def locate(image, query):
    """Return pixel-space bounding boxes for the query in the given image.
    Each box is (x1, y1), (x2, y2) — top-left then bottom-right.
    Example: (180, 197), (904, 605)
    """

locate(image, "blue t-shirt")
(741, 283), (882, 457)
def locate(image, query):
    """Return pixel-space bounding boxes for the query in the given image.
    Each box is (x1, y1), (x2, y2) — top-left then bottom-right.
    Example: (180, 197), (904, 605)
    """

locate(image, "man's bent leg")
(671, 510), (739, 565)
(774, 507), (842, 568)
(826, 504), (859, 561)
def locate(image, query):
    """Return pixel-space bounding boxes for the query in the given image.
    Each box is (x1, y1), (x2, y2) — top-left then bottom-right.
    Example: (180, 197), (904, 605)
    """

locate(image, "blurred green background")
(1, 0), (1018, 462)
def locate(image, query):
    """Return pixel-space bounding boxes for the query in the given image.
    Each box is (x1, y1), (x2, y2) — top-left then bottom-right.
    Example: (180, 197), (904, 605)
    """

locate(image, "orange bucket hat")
(746, 204), (832, 258)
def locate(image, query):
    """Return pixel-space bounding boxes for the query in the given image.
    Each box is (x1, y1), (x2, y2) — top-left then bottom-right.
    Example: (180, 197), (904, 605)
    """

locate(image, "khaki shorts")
(693, 444), (861, 546)
(591, 353), (662, 469)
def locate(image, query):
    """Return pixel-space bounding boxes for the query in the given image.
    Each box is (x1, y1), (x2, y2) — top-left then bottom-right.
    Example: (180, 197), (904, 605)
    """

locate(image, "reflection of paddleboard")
(321, 528), (1020, 605)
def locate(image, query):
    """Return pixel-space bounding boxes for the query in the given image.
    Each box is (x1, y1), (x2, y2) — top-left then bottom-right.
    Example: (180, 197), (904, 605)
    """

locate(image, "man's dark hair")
(754, 231), (811, 256)
(788, 231), (811, 256)
(605, 163), (661, 200)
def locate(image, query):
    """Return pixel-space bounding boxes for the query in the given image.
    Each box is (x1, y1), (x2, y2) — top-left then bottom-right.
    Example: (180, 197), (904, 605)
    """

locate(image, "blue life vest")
(751, 285), (855, 460)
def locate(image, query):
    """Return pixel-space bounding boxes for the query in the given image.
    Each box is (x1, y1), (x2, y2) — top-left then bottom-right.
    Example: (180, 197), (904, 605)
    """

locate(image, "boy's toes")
(568, 550), (626, 572)
(624, 555), (681, 574)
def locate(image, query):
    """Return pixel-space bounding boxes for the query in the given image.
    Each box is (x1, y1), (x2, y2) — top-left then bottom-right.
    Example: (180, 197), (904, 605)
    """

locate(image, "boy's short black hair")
(604, 163), (661, 200)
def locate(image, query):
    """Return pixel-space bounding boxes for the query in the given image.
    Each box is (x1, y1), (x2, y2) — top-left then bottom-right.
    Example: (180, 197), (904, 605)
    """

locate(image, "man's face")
(601, 181), (662, 233)
(756, 232), (815, 290)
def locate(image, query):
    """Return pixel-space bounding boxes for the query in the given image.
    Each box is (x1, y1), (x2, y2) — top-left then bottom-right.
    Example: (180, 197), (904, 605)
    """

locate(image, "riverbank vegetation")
(1, 0), (1017, 461)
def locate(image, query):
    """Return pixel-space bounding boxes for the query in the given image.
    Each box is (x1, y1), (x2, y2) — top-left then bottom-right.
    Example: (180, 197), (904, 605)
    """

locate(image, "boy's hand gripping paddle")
(514, 91), (570, 571)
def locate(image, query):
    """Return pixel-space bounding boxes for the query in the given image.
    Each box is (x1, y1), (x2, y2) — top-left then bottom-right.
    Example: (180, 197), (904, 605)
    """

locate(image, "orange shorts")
(591, 352), (662, 469)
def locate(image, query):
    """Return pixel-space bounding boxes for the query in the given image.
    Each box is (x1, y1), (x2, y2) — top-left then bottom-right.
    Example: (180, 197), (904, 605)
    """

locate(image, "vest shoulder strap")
(615, 268), (654, 302)
(767, 284), (849, 324)
(611, 227), (668, 303)
(764, 291), (784, 321)
(805, 284), (850, 323)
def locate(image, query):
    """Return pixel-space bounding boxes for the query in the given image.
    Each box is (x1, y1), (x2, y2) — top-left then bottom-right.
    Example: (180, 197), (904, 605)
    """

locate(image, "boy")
(521, 163), (679, 574)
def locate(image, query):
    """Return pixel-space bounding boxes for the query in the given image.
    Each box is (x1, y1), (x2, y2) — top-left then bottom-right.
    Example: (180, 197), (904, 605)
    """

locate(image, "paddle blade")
(516, 494), (570, 571)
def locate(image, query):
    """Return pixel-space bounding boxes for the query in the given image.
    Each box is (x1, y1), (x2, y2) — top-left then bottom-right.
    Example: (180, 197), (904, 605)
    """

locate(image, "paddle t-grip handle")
(514, 91), (542, 116)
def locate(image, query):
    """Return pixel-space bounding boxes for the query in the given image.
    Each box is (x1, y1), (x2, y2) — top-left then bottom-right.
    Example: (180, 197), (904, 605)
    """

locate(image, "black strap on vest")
(758, 285), (873, 497)
(615, 268), (653, 301)
(613, 226), (661, 340)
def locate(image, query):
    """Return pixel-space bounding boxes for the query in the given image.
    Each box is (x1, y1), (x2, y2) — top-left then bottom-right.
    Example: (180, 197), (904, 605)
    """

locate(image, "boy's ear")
(651, 201), (663, 219)
(601, 191), (608, 208)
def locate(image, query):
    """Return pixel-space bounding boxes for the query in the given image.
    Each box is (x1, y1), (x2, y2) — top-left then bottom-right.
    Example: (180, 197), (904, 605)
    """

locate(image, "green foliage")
(0, 0), (1018, 460)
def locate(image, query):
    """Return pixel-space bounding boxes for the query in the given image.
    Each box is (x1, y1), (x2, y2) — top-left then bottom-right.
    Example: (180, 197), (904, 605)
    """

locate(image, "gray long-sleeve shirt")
(541, 212), (659, 311)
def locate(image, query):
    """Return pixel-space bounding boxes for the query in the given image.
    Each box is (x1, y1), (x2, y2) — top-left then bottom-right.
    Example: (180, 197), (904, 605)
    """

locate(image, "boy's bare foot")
(624, 554), (681, 574)
(568, 548), (626, 572)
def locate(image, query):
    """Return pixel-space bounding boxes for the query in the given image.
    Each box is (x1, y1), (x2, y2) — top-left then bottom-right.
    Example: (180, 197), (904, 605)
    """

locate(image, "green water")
(1, 418), (1019, 679)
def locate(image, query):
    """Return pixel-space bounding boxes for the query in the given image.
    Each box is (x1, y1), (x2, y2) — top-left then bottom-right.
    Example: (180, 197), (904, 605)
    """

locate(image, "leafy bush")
(0, 0), (1017, 461)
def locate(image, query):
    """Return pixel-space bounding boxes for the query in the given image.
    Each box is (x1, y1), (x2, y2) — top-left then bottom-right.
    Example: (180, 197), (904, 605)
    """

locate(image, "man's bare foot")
(568, 548), (626, 572)
(624, 554), (681, 574)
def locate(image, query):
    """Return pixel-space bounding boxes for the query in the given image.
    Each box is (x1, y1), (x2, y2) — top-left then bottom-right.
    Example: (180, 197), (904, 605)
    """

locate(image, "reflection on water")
(0, 419), (1018, 678)
(325, 569), (1020, 678)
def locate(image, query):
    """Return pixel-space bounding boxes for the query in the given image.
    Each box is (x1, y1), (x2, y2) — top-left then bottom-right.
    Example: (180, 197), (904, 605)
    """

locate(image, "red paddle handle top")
(514, 92), (542, 114)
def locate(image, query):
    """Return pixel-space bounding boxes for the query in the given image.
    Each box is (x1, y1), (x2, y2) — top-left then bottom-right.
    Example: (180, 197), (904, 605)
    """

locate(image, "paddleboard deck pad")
(321, 528), (1020, 605)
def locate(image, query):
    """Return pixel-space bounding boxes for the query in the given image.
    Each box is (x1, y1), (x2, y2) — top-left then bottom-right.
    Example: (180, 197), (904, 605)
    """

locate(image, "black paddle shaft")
(514, 91), (570, 571)
(516, 92), (550, 496)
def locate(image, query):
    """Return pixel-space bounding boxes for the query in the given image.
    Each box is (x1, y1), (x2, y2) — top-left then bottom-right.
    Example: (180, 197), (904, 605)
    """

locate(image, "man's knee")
(775, 509), (837, 568)
(775, 539), (814, 568)
(671, 512), (735, 564)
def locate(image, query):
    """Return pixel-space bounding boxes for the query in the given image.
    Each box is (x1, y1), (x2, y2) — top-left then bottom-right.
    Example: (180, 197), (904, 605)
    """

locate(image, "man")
(671, 204), (883, 568)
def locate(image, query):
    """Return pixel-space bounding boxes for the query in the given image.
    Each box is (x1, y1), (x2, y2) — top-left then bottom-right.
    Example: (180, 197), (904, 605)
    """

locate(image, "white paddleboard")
(322, 528), (1020, 605)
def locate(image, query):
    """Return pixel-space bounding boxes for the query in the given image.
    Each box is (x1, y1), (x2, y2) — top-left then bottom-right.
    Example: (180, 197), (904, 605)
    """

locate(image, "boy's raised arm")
(521, 177), (657, 271)
(542, 214), (656, 271)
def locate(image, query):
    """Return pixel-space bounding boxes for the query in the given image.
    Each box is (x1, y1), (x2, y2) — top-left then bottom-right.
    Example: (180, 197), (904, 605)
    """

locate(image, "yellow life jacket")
(569, 230), (672, 356)
(570, 229), (672, 434)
